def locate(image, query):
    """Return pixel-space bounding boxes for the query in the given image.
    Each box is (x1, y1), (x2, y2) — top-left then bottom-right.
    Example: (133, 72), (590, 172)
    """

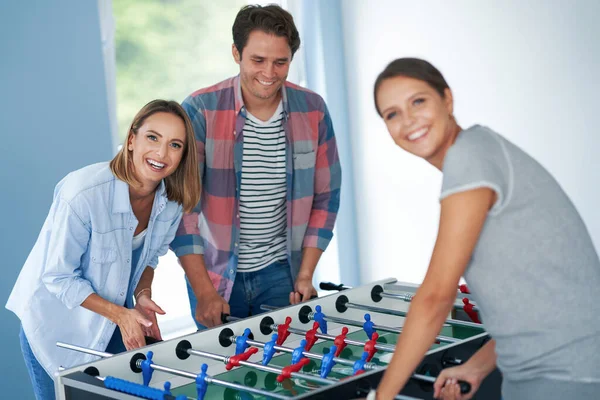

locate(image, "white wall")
(340, 0), (600, 284)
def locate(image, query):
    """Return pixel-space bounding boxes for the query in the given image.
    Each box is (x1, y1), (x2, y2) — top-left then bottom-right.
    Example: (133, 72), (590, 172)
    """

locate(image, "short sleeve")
(440, 126), (512, 215)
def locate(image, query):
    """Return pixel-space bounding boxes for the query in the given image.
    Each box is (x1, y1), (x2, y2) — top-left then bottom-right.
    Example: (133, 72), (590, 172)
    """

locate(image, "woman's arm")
(376, 187), (496, 400)
(134, 266), (154, 299)
(133, 267), (166, 340)
(41, 197), (95, 309)
(81, 293), (151, 350)
(42, 195), (154, 350)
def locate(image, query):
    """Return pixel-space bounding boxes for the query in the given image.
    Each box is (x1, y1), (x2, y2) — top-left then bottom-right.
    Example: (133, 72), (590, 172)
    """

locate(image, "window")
(114, 0), (247, 338)
(113, 0), (339, 338)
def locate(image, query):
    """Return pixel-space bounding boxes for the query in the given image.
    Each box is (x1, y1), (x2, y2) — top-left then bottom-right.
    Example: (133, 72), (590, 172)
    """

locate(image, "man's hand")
(178, 254), (229, 327)
(290, 275), (317, 304)
(134, 294), (165, 340)
(115, 308), (153, 351)
(195, 290), (230, 327)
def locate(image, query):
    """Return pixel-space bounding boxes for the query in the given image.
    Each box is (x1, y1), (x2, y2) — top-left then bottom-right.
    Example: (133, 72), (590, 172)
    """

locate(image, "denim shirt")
(6, 162), (182, 376)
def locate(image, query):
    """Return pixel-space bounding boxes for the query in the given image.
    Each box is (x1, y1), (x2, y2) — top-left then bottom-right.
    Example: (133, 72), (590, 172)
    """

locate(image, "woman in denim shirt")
(6, 99), (201, 400)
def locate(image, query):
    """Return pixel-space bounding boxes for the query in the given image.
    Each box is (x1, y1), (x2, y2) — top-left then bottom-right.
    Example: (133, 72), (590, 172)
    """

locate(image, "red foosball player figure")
(364, 332), (379, 362)
(226, 347), (259, 370)
(462, 298), (481, 323)
(304, 321), (320, 351)
(277, 358), (311, 383)
(334, 327), (349, 357)
(276, 316), (292, 346)
(458, 284), (470, 294)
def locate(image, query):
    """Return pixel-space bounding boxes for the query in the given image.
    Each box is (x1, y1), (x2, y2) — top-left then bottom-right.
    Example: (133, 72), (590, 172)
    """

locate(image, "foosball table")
(55, 279), (502, 399)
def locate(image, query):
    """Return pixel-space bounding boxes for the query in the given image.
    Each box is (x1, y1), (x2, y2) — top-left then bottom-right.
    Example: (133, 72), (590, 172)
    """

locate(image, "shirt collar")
(112, 178), (167, 214)
(233, 74), (290, 120)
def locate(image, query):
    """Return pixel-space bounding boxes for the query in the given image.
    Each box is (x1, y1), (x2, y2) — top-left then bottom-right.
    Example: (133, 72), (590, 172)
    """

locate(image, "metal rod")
(344, 301), (483, 330)
(56, 342), (113, 358)
(138, 361), (198, 380)
(231, 335), (378, 370)
(259, 305), (459, 343)
(413, 373), (436, 384)
(308, 309), (459, 344)
(186, 348), (334, 386)
(133, 360), (289, 400)
(381, 291), (480, 312)
(221, 314), (394, 352)
(284, 325), (397, 352)
(57, 342), (289, 399)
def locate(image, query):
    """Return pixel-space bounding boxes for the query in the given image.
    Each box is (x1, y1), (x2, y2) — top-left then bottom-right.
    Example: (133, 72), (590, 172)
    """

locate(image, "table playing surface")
(171, 325), (484, 399)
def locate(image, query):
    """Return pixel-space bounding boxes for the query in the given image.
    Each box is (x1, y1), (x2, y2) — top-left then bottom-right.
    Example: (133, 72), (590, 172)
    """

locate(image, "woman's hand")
(434, 339), (497, 400)
(115, 308), (153, 351)
(134, 293), (165, 340)
(433, 363), (484, 400)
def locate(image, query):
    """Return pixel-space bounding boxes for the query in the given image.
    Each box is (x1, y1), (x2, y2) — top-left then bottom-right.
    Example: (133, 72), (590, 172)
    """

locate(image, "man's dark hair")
(232, 4), (301, 59)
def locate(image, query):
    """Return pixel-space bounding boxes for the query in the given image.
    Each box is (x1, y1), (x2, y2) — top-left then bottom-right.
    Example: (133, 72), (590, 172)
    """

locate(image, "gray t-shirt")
(441, 125), (600, 382)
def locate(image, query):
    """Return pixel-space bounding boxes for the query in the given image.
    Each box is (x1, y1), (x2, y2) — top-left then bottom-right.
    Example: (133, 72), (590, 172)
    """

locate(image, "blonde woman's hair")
(110, 99), (201, 212)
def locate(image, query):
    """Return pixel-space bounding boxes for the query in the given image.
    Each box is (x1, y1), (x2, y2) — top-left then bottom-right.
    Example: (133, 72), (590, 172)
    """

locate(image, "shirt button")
(129, 227), (133, 231)
(126, 259), (130, 263)
(236, 214), (240, 218)
(120, 292), (125, 296)
(229, 269), (234, 274)
(234, 242), (238, 247)
(232, 130), (236, 136)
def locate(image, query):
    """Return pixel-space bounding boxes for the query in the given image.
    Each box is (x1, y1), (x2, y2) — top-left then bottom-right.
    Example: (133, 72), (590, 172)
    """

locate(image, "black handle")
(319, 281), (350, 291)
(458, 380), (471, 394)
(221, 312), (230, 324)
(144, 336), (162, 345)
(414, 373), (471, 395)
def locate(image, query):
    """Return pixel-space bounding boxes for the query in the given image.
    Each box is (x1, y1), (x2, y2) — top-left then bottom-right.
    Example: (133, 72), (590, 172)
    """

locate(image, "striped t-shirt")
(238, 102), (288, 272)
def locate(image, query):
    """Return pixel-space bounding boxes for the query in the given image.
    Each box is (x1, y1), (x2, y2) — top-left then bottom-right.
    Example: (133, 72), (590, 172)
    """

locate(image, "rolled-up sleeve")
(303, 102), (342, 251)
(170, 96), (207, 257)
(41, 197), (93, 310)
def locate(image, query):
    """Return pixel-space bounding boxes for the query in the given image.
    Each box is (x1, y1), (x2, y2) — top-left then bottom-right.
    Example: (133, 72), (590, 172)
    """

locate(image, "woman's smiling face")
(376, 75), (455, 167)
(127, 111), (186, 187)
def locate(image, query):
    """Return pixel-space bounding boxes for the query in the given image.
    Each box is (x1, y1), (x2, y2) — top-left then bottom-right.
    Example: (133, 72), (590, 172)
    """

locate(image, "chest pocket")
(293, 151), (316, 170)
(292, 151), (317, 199)
(88, 247), (118, 291)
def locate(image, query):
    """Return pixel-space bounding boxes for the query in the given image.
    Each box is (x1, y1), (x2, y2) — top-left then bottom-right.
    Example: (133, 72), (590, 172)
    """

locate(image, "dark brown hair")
(110, 99), (201, 212)
(374, 58), (450, 116)
(232, 4), (300, 58)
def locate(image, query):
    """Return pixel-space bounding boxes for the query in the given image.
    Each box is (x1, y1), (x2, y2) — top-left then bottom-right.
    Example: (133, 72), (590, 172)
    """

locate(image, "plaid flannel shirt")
(170, 75), (341, 300)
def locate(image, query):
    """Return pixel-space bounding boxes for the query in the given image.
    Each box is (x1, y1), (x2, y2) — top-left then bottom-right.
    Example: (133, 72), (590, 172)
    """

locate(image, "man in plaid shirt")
(170, 4), (341, 328)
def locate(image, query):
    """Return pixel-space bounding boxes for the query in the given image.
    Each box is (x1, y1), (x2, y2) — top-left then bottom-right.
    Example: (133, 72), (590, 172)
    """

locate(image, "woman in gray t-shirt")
(370, 58), (600, 400)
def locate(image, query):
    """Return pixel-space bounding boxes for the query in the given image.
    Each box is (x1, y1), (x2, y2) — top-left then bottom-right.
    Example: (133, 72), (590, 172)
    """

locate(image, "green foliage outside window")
(114, 0), (246, 140)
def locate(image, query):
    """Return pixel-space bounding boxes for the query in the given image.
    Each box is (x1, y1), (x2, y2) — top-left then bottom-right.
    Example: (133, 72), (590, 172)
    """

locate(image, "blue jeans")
(187, 260), (294, 330)
(20, 326), (56, 400)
